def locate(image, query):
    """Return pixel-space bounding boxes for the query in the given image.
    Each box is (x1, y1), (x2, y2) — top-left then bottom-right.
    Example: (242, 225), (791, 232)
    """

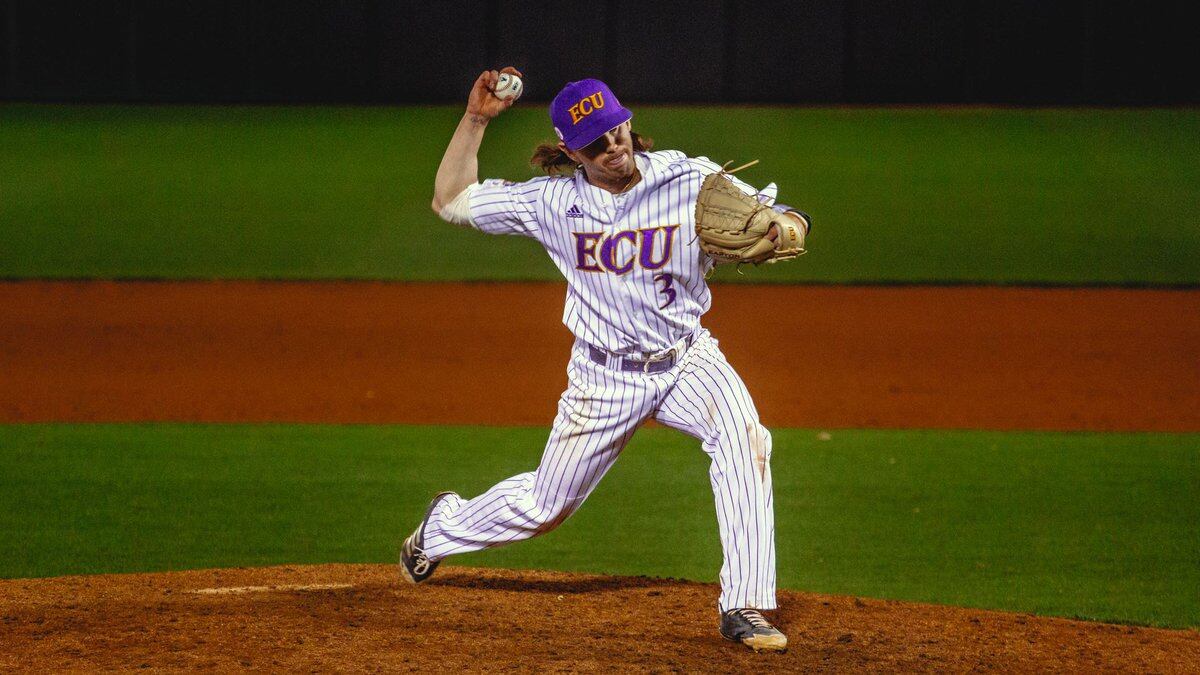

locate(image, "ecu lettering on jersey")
(573, 225), (677, 274)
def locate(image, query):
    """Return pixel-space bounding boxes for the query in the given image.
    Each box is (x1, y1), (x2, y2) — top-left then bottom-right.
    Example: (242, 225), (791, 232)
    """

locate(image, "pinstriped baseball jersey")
(468, 150), (767, 355)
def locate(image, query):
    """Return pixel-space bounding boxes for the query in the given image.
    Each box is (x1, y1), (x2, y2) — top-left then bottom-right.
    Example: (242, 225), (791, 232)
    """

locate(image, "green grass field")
(2, 105), (1198, 284)
(3, 424), (1197, 629)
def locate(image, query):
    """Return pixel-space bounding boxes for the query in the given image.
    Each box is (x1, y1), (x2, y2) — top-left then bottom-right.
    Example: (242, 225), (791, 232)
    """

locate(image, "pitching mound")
(1, 565), (1196, 672)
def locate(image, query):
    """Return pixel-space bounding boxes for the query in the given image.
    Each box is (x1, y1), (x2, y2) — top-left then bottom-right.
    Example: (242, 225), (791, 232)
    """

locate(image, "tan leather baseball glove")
(694, 172), (807, 265)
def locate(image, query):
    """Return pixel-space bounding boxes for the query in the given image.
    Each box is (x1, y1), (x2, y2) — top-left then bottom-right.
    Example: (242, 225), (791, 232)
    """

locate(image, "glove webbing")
(690, 158), (761, 247)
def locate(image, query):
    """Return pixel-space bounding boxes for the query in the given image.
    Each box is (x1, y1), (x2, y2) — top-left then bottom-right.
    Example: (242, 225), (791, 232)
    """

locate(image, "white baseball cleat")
(719, 608), (788, 652)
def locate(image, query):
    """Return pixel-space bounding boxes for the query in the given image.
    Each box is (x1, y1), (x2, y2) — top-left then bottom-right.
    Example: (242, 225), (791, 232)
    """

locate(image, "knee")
(710, 420), (772, 473)
(526, 507), (573, 534)
(748, 422), (772, 466)
(724, 421), (772, 481)
(723, 419), (770, 453)
(515, 494), (580, 534)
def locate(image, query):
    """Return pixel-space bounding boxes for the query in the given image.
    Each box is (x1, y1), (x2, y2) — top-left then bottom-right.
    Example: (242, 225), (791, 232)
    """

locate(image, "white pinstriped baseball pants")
(421, 328), (776, 611)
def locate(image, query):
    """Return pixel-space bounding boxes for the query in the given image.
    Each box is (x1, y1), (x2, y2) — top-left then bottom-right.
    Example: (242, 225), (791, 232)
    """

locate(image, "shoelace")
(411, 546), (432, 576)
(733, 609), (772, 629)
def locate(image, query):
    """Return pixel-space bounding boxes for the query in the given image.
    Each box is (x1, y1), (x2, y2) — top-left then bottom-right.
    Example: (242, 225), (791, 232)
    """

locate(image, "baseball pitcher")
(400, 67), (811, 653)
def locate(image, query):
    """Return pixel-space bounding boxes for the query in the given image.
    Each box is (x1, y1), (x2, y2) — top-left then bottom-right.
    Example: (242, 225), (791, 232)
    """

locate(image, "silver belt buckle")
(640, 351), (665, 373)
(665, 334), (691, 363)
(644, 336), (687, 372)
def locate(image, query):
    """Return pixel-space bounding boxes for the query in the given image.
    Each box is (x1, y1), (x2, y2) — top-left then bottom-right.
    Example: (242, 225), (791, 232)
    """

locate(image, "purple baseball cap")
(549, 78), (633, 151)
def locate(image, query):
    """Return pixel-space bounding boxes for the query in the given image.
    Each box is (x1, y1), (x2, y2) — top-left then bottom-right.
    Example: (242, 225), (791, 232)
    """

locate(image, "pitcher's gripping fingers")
(467, 66), (525, 119)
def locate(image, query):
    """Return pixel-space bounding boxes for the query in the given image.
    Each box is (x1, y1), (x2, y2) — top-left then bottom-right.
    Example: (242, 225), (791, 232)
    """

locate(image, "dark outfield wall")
(2, 0), (1197, 105)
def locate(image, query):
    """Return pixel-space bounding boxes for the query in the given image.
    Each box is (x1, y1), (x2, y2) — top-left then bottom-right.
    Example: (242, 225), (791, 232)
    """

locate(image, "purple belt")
(587, 334), (696, 374)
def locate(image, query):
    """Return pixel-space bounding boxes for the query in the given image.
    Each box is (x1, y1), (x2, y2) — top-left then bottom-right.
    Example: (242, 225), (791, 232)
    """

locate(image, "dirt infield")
(1, 564), (1196, 672)
(2, 281), (1198, 430)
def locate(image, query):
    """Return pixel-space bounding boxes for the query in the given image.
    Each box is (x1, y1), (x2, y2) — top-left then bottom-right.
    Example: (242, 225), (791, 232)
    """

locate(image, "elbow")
(432, 183), (476, 227)
(431, 183), (465, 216)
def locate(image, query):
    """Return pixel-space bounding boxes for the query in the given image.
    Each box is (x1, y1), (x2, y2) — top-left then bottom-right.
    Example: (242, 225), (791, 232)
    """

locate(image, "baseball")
(494, 73), (523, 101)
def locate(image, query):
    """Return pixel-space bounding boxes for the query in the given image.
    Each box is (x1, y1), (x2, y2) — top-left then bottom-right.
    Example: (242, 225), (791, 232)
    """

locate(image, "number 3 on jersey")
(654, 273), (676, 309)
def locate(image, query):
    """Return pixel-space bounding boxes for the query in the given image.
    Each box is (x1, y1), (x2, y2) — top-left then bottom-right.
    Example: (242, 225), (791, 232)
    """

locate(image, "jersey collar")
(574, 153), (648, 222)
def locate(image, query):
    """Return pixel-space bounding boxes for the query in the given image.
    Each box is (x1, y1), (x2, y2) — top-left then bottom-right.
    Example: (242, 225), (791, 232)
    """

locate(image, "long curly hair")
(529, 132), (654, 176)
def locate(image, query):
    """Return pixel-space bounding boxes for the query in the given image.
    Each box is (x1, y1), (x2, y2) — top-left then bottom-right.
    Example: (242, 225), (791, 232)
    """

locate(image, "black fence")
(2, 0), (1196, 105)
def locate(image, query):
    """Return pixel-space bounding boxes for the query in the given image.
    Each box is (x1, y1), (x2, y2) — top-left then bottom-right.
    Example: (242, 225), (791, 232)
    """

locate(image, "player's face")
(567, 121), (635, 183)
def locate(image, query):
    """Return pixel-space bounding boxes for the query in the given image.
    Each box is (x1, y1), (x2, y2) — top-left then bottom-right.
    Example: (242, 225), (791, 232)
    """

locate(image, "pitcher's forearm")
(432, 113), (490, 212)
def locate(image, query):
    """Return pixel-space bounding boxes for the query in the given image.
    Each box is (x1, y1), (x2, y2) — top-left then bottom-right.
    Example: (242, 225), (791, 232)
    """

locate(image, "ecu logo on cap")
(568, 91), (605, 124)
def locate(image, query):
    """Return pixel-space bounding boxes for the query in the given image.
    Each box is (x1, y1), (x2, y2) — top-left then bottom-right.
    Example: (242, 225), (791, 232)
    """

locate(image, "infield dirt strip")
(1, 281), (1198, 430)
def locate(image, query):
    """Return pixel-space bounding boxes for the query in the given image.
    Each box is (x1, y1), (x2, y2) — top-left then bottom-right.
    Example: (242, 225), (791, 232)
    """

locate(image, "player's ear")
(558, 141), (578, 163)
